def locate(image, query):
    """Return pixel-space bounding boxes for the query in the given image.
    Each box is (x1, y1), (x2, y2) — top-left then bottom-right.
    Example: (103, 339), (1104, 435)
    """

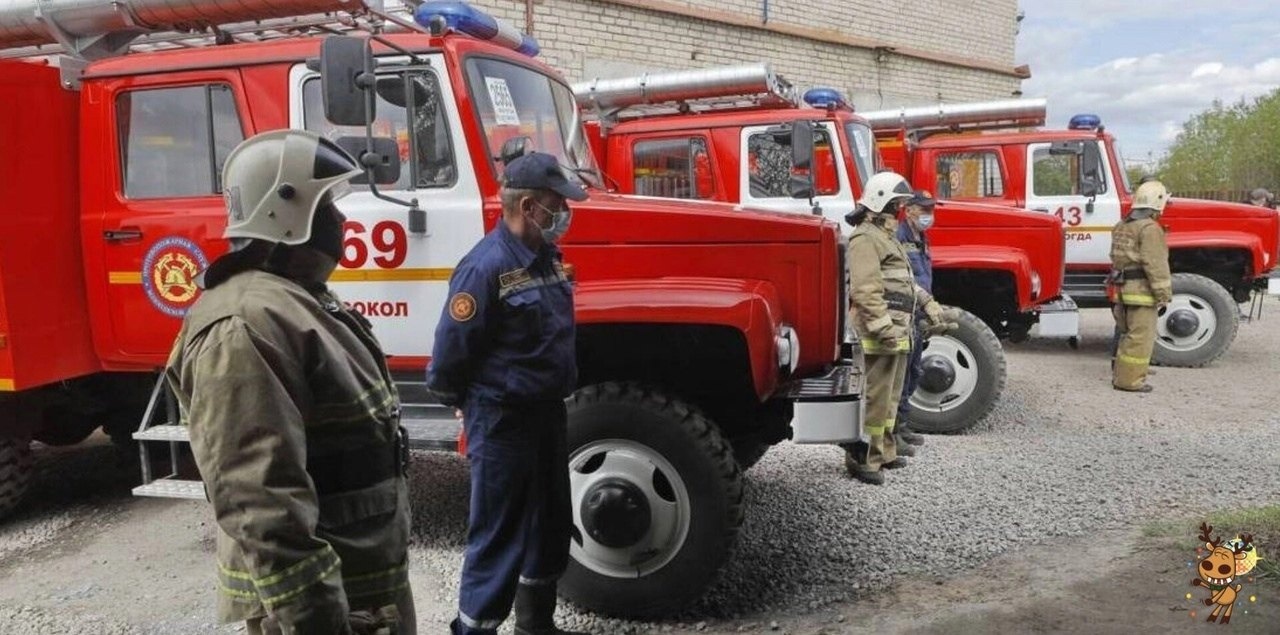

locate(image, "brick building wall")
(467, 0), (1025, 110)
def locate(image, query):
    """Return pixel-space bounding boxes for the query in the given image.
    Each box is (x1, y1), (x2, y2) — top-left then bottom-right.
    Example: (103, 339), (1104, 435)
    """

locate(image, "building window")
(935, 151), (1005, 199)
(303, 72), (457, 191)
(117, 84), (244, 199)
(632, 137), (712, 199)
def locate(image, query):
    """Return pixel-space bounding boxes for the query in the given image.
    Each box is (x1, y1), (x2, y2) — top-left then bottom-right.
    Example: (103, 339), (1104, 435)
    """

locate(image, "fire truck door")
(1024, 141), (1121, 265)
(290, 60), (485, 360)
(739, 122), (849, 227)
(97, 77), (247, 361)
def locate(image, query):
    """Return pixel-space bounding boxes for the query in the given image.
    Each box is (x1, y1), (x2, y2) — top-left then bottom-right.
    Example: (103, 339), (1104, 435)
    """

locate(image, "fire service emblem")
(142, 236), (208, 318)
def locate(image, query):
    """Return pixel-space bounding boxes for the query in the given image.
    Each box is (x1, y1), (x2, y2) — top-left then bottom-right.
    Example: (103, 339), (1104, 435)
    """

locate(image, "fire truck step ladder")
(131, 372), (462, 501)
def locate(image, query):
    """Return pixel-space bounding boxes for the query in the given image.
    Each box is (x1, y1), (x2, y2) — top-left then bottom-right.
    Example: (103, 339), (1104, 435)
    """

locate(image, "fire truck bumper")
(1031, 294), (1081, 338)
(780, 358), (864, 444)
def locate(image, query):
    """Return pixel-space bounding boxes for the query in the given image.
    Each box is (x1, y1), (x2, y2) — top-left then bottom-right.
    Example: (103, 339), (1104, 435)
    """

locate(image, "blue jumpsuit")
(896, 222), (933, 424)
(427, 221), (577, 634)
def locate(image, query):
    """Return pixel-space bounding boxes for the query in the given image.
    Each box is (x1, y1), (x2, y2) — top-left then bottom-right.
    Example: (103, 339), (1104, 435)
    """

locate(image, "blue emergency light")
(414, 1), (540, 57)
(803, 87), (853, 111)
(1068, 114), (1102, 130)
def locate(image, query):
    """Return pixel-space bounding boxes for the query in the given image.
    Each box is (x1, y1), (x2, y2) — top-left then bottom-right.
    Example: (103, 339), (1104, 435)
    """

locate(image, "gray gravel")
(1, 304), (1278, 633)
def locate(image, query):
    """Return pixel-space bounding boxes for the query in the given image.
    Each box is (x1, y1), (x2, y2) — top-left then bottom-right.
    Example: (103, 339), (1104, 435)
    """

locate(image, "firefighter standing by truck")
(427, 152), (589, 635)
(1109, 178), (1173, 393)
(165, 130), (414, 633)
(844, 172), (955, 484)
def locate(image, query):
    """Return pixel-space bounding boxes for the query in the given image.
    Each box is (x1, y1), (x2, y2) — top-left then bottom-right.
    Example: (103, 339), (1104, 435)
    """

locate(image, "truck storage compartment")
(0, 60), (98, 390)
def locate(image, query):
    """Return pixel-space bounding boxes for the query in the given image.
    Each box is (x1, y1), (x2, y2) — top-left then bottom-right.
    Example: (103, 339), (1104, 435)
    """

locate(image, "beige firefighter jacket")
(1109, 213), (1172, 306)
(847, 220), (935, 354)
(165, 270), (410, 631)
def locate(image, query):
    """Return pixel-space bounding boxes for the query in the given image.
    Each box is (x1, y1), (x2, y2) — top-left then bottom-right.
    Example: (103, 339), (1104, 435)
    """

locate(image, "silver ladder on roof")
(132, 372), (464, 500)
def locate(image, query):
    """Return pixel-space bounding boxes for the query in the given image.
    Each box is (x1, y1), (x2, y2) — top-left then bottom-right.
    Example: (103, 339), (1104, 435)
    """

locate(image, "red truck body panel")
(0, 61), (101, 390)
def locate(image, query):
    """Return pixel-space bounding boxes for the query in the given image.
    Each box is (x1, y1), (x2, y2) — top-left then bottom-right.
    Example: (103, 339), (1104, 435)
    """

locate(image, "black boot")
(843, 443), (884, 485)
(514, 583), (589, 635)
(896, 421), (925, 446)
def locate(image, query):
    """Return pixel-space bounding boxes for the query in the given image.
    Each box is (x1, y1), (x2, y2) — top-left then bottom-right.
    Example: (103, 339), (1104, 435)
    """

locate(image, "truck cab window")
(302, 72), (456, 190)
(633, 137), (712, 199)
(748, 129), (838, 198)
(116, 84), (244, 199)
(1031, 147), (1108, 197)
(934, 151), (1005, 199)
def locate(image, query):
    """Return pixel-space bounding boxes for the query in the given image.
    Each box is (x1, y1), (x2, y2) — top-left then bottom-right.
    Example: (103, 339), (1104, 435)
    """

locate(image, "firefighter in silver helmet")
(1108, 178), (1173, 392)
(166, 129), (415, 634)
(843, 171), (957, 484)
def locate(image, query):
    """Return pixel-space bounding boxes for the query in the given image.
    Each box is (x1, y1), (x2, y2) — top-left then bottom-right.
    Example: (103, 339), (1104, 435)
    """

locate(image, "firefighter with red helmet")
(1108, 178), (1173, 392)
(166, 130), (414, 634)
(843, 172), (956, 484)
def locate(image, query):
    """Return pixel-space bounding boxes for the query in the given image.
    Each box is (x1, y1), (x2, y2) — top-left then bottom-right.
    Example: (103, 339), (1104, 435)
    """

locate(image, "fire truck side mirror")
(499, 137), (532, 165)
(320, 36), (377, 127)
(789, 123), (817, 201)
(1080, 143), (1103, 199)
(336, 136), (402, 186)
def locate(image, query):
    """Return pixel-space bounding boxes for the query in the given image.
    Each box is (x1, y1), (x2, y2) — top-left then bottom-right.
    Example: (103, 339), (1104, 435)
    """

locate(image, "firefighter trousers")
(1112, 303), (1157, 390)
(454, 398), (572, 635)
(852, 352), (908, 471)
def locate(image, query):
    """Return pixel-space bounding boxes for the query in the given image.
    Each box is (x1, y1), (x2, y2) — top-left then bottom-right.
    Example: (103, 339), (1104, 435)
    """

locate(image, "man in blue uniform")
(427, 151), (589, 635)
(894, 190), (937, 452)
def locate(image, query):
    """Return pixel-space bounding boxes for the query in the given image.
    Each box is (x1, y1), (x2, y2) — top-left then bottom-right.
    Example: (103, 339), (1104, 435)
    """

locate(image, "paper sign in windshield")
(485, 77), (521, 126)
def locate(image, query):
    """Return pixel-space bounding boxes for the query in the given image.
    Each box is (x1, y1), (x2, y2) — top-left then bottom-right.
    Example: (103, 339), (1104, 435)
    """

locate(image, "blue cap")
(908, 189), (937, 208)
(503, 152), (588, 201)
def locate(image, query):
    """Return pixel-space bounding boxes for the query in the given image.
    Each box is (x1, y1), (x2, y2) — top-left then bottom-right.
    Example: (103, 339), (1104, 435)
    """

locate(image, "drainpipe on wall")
(526, 0), (535, 34)
(762, 0), (769, 25)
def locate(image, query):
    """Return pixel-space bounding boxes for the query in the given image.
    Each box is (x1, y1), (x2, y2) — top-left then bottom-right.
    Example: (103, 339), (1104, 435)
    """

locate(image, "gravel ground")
(0, 303), (1278, 634)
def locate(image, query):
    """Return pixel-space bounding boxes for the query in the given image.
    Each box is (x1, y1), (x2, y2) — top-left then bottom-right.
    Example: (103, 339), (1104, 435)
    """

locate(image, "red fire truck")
(865, 101), (1280, 367)
(575, 65), (1078, 432)
(0, 0), (861, 618)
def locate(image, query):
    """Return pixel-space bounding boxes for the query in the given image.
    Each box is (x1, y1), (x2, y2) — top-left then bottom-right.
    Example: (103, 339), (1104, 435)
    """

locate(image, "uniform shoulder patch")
(449, 292), (477, 322)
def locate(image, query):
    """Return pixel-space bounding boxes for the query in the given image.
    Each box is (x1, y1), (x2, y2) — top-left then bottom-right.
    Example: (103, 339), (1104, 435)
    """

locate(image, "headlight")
(1031, 271), (1042, 299)
(776, 325), (799, 375)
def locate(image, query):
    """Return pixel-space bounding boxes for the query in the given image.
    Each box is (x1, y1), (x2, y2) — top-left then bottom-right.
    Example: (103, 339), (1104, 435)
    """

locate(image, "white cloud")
(1191, 62), (1224, 78)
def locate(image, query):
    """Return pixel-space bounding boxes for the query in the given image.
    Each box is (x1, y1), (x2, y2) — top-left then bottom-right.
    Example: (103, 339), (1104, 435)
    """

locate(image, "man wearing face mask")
(166, 130), (414, 634)
(427, 151), (588, 635)
(893, 190), (941, 453)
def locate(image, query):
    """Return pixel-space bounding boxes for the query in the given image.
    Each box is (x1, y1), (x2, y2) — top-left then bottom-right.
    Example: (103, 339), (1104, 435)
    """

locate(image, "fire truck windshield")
(843, 121), (875, 190)
(464, 57), (600, 187)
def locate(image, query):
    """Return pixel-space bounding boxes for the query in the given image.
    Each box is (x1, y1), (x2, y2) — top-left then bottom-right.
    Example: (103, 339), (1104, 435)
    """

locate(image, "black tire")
(0, 437), (33, 520)
(908, 307), (1007, 434)
(1151, 273), (1239, 368)
(560, 382), (744, 619)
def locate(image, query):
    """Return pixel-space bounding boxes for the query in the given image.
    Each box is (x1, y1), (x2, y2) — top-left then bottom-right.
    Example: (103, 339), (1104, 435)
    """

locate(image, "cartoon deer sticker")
(1192, 522), (1258, 624)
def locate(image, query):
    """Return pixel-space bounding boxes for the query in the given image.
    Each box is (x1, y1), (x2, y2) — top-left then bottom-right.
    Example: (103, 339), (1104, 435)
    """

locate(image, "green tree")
(1159, 89), (1280, 196)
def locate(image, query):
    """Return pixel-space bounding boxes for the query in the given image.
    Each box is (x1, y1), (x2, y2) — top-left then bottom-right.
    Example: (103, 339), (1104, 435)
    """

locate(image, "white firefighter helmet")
(221, 129), (361, 245)
(1131, 179), (1170, 213)
(858, 171), (915, 214)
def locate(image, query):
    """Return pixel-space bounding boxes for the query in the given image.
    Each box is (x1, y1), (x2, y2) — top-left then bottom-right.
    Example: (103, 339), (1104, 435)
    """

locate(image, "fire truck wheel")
(560, 382), (744, 619)
(0, 437), (33, 520)
(1151, 273), (1239, 368)
(907, 308), (1007, 434)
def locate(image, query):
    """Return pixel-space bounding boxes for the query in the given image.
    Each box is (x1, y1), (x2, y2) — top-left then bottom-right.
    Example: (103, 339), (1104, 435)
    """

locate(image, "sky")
(1016, 0), (1280, 168)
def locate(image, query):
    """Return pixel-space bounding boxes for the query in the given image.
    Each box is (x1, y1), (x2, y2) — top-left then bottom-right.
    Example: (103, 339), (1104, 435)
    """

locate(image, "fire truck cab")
(0, 0), (862, 618)
(866, 103), (1280, 368)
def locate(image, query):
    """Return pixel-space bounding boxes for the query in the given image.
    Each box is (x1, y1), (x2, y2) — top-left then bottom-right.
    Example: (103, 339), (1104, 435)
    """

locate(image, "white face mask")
(531, 201), (573, 243)
(916, 213), (935, 231)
